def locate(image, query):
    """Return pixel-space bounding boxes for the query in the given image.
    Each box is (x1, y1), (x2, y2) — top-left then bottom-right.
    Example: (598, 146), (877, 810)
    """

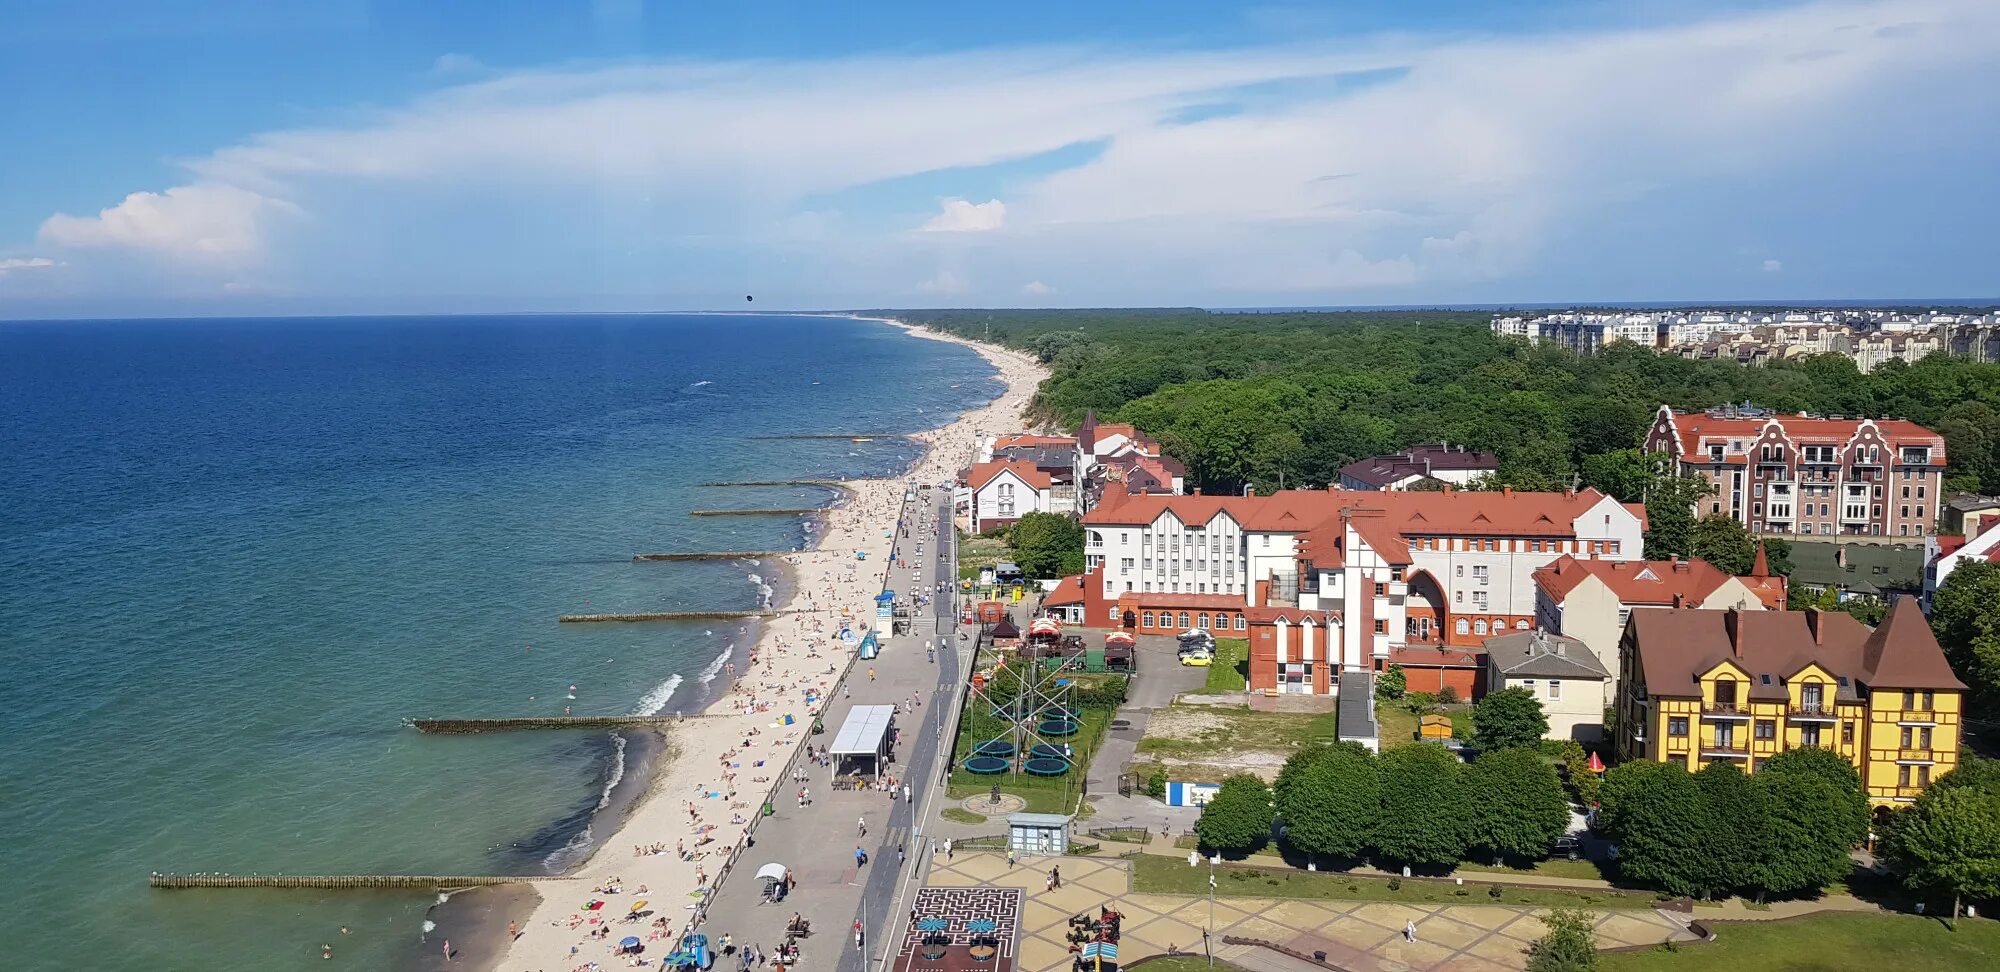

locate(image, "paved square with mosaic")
(917, 853), (1698, 972)
(903, 887), (1024, 955)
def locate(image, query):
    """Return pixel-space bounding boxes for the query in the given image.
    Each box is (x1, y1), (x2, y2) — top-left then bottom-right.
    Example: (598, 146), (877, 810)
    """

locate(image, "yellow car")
(1179, 651), (1213, 667)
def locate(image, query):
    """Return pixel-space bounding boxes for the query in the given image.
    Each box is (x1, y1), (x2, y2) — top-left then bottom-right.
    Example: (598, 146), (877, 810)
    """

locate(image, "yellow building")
(1615, 596), (1965, 809)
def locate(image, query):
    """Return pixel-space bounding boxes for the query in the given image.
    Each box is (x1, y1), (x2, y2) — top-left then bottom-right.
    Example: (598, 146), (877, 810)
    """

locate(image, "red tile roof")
(966, 459), (1052, 491)
(1388, 645), (1486, 669)
(1533, 555), (1735, 606)
(1245, 607), (1338, 625)
(1041, 575), (1088, 606)
(1661, 410), (1945, 466)
(1085, 487), (1641, 541)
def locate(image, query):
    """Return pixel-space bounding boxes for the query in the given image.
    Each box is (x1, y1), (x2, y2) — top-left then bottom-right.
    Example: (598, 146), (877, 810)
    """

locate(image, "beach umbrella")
(916, 917), (950, 932)
(622, 936), (642, 949)
(966, 919), (999, 933)
(630, 899), (649, 913)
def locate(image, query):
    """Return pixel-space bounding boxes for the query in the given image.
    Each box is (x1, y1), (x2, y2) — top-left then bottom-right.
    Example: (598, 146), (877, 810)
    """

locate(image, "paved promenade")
(698, 487), (963, 972)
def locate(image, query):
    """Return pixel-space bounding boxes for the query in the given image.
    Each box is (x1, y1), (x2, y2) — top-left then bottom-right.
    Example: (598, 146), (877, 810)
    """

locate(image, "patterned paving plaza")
(917, 854), (1698, 972)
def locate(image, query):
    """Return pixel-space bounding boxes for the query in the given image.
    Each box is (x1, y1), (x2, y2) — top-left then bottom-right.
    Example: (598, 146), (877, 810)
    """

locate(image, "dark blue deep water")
(0, 313), (999, 970)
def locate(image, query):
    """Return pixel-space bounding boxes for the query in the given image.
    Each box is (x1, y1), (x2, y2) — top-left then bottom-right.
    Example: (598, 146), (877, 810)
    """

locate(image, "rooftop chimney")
(1673, 560), (1691, 573)
(1501, 486), (1513, 497)
(1724, 608), (1742, 654)
(1806, 608), (1825, 645)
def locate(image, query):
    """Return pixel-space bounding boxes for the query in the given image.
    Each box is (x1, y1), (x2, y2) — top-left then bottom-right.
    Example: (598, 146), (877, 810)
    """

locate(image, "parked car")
(1552, 836), (1582, 861)
(1179, 649), (1213, 667)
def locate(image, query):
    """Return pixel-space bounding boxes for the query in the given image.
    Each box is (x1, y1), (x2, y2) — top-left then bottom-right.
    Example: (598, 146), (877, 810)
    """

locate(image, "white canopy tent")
(828, 704), (897, 782)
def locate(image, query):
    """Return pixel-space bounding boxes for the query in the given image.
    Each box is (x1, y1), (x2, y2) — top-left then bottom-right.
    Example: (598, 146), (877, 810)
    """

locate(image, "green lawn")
(1204, 638), (1249, 693)
(940, 807), (987, 824)
(1601, 912), (2000, 972)
(1131, 855), (1656, 909)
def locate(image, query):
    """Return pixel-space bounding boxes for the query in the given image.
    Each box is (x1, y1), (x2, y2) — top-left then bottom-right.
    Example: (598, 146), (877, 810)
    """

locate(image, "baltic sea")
(0, 313), (1000, 970)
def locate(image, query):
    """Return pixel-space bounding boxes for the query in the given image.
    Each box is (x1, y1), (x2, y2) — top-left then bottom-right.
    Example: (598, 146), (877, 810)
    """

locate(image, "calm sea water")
(0, 313), (999, 971)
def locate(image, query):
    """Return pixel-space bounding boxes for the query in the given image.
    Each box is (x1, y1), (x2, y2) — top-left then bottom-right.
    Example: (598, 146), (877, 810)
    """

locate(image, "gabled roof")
(1245, 607), (1338, 625)
(1083, 487), (1635, 540)
(1532, 554), (1735, 606)
(1626, 600), (1964, 699)
(1657, 408), (1945, 465)
(966, 459), (1052, 491)
(1042, 575), (1087, 607)
(1484, 630), (1609, 680)
(993, 433), (1076, 451)
(1339, 444), (1499, 487)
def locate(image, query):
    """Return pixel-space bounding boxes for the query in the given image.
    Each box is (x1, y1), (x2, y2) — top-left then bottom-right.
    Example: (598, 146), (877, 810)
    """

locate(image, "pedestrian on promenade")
(1051, 865), (1062, 889)
(945, 838), (954, 860)
(856, 846), (867, 867)
(902, 783), (912, 802)
(1405, 920), (1417, 943)
(858, 816), (867, 836)
(1007, 847), (1017, 867)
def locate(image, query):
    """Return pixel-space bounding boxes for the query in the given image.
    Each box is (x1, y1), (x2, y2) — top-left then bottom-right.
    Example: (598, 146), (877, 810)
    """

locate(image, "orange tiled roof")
(1662, 410), (1945, 465)
(1085, 487), (1638, 541)
(966, 459), (1052, 491)
(1532, 554), (1735, 606)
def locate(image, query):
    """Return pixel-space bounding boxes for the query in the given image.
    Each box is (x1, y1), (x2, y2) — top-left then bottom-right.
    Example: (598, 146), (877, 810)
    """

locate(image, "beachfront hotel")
(1070, 485), (1647, 696)
(1614, 598), (1966, 808)
(1643, 403), (1947, 539)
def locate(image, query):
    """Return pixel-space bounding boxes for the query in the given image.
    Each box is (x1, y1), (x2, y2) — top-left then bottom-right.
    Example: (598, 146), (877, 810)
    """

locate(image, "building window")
(1841, 722), (1854, 745)
(1473, 619), (1489, 635)
(1197, 612), (1210, 629)
(1922, 690), (1935, 710)
(1142, 611), (1154, 628)
(1374, 619), (1387, 634)
(1234, 615), (1246, 630)
(1755, 720), (1776, 740)
(1455, 619), (1470, 635)
(1548, 679), (1562, 700)
(1515, 620), (1530, 630)
(1899, 765), (1911, 787)
(1669, 717), (1689, 737)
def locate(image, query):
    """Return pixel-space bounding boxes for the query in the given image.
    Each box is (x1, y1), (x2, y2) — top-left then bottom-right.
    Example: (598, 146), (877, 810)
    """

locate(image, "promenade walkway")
(698, 487), (963, 972)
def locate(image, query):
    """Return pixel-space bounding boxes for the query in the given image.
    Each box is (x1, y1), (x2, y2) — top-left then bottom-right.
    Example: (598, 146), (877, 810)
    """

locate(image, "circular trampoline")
(1040, 705), (1079, 720)
(1022, 757), (1071, 776)
(962, 755), (1010, 774)
(1029, 742), (1069, 760)
(974, 739), (1017, 758)
(1037, 718), (1079, 736)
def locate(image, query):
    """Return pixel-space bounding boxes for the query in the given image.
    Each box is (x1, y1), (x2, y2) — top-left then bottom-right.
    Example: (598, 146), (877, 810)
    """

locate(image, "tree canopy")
(1758, 746), (1869, 847)
(1929, 561), (2000, 709)
(1372, 744), (1468, 868)
(1008, 511), (1085, 579)
(1195, 773), (1275, 857)
(1464, 748), (1572, 864)
(1274, 743), (1380, 860)
(1473, 687), (1549, 752)
(1881, 784), (2000, 919)
(893, 309), (2000, 495)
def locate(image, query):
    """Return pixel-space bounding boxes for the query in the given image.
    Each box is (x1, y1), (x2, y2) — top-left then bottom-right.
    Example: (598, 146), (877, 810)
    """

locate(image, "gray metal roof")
(1338, 668), (1379, 743)
(1787, 541), (1923, 597)
(828, 704), (897, 756)
(1483, 630), (1609, 680)
(1008, 812), (1072, 826)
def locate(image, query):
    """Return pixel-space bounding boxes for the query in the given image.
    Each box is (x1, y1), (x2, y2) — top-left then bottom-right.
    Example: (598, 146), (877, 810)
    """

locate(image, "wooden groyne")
(632, 550), (795, 561)
(689, 508), (822, 517)
(410, 716), (688, 734)
(744, 433), (907, 440)
(699, 479), (849, 488)
(558, 610), (776, 623)
(149, 873), (566, 890)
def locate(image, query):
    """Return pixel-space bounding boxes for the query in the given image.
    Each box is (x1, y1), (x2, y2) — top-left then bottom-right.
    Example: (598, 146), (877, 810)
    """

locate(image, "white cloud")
(431, 53), (485, 77)
(921, 198), (1007, 233)
(39, 184), (300, 261)
(19, 0), (2000, 299)
(917, 269), (969, 295)
(0, 256), (58, 274)
(1022, 280), (1053, 296)
(1763, 258), (1785, 273)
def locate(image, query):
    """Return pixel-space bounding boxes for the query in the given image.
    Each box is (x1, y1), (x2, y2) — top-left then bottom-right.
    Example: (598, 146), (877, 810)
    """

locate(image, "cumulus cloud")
(1022, 280), (1053, 296)
(1763, 259), (1785, 273)
(921, 198), (1007, 233)
(39, 184), (299, 261)
(0, 257), (58, 274)
(17, 0), (2000, 300)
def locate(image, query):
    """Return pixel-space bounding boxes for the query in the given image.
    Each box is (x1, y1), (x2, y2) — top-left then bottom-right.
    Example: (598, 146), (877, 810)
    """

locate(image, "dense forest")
(888, 308), (2000, 500)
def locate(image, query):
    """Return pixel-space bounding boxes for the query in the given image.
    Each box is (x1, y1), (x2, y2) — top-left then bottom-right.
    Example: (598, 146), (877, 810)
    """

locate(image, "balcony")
(1702, 740), (1751, 758)
(1702, 701), (1752, 719)
(1895, 712), (1940, 726)
(1897, 750), (1938, 763)
(1789, 702), (1839, 721)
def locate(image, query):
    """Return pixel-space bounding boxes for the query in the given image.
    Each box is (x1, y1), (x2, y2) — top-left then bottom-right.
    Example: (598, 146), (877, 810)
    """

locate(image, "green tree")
(1195, 773), (1275, 857)
(1613, 763), (1715, 897)
(1375, 664), (1408, 701)
(1690, 513), (1758, 575)
(1008, 512), (1084, 580)
(1556, 740), (1603, 808)
(1594, 760), (1677, 840)
(1372, 744), (1468, 868)
(1525, 908), (1598, 972)
(1473, 687), (1549, 751)
(1930, 561), (2000, 709)
(1643, 476), (1713, 560)
(1275, 744), (1380, 860)
(1580, 448), (1657, 503)
(1881, 785), (2000, 921)
(1464, 748), (1572, 864)
(1692, 762), (1764, 899)
(1758, 746), (1869, 847)
(1933, 754), (2000, 796)
(1749, 772), (1858, 899)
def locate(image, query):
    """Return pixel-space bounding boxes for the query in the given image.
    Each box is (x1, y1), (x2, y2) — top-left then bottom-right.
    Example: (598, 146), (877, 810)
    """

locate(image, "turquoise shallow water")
(0, 313), (999, 971)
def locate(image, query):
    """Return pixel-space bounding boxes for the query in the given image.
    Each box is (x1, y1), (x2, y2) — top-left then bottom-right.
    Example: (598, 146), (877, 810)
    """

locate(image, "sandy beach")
(479, 317), (1047, 971)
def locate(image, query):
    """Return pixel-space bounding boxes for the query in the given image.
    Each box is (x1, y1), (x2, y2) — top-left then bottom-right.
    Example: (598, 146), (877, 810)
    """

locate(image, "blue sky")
(2, 0), (1996, 317)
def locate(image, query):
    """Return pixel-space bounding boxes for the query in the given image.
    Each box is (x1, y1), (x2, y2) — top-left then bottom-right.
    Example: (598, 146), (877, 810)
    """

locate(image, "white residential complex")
(1492, 309), (2000, 370)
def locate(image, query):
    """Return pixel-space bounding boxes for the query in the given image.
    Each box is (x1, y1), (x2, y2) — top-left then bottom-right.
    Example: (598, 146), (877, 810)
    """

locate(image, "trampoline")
(1040, 705), (1079, 720)
(1037, 718), (1079, 736)
(1029, 742), (1070, 760)
(962, 755), (1010, 774)
(974, 739), (1017, 758)
(1022, 757), (1071, 776)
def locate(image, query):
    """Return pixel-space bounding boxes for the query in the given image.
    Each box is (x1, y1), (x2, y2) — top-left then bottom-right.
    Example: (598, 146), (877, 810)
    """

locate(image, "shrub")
(1437, 685), (1460, 706)
(1403, 691), (1438, 714)
(1376, 664), (1408, 700)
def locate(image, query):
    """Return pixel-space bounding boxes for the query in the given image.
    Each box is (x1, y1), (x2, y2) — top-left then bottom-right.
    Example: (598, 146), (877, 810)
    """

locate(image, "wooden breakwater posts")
(558, 609), (777, 623)
(150, 873), (568, 890)
(698, 479), (850, 489)
(689, 508), (821, 517)
(410, 715), (689, 734)
(632, 550), (795, 561)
